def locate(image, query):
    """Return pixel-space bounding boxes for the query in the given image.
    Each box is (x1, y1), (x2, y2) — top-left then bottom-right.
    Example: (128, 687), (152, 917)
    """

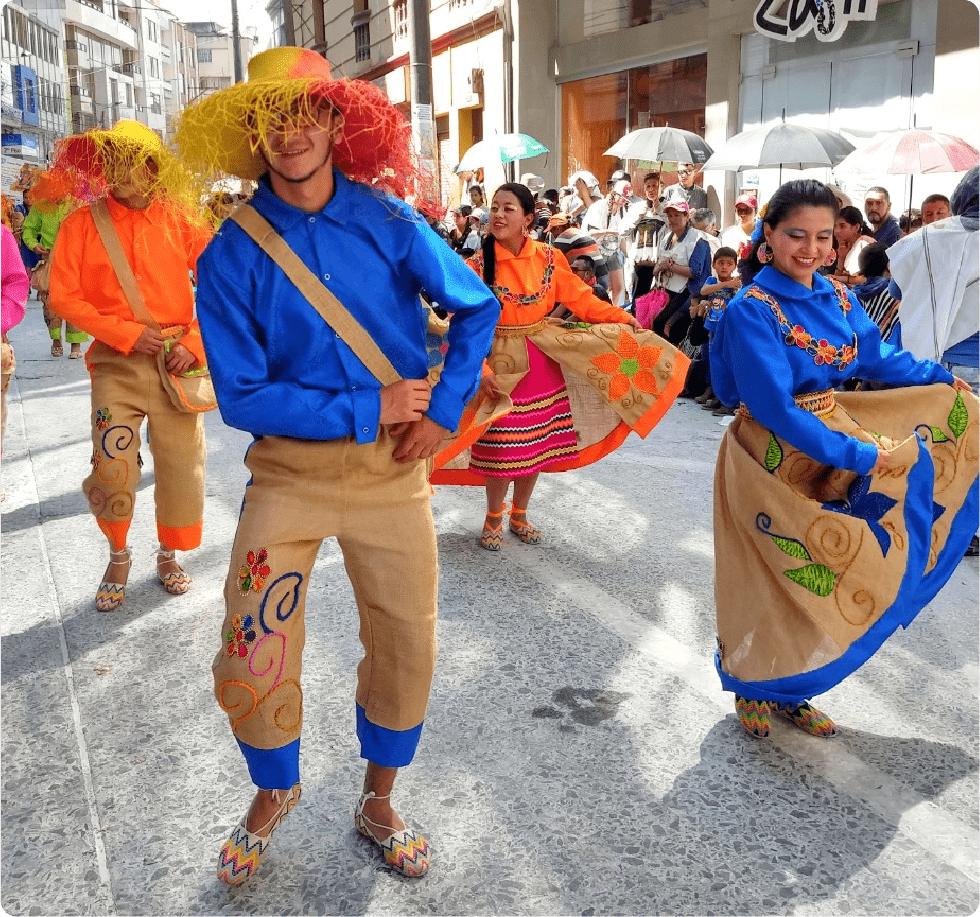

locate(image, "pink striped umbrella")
(838, 129), (979, 175)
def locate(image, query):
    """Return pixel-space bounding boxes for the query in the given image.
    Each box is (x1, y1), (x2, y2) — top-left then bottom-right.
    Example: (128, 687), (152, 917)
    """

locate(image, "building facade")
(280, 0), (977, 218)
(1, 0), (68, 173)
(185, 21), (258, 97)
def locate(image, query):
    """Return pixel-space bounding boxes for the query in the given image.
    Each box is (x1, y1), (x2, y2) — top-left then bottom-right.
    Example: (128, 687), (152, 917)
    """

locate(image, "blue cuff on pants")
(237, 737), (301, 790)
(356, 704), (423, 767)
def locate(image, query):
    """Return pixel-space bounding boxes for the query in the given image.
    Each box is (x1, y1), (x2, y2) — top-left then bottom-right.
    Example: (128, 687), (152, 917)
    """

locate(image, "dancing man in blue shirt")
(176, 47), (500, 884)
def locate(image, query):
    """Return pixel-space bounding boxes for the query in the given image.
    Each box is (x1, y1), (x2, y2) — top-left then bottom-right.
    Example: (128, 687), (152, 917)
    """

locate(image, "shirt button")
(351, 385), (357, 391)
(308, 217), (316, 223)
(362, 427), (369, 433)
(323, 273), (330, 281)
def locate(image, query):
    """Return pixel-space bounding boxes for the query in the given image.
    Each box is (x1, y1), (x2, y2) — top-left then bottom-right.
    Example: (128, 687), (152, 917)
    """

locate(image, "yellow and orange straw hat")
(174, 47), (432, 208)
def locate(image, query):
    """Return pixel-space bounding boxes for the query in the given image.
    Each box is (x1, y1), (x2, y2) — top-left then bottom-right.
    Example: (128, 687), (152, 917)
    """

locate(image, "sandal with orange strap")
(508, 504), (541, 545)
(480, 510), (503, 551)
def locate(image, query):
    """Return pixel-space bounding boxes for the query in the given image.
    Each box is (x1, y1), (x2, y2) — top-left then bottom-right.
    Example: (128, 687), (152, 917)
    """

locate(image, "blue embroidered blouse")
(710, 265), (954, 474)
(196, 172), (501, 444)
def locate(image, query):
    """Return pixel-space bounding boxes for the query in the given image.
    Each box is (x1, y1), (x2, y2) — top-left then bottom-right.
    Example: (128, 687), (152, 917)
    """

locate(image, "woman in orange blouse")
(464, 183), (642, 548)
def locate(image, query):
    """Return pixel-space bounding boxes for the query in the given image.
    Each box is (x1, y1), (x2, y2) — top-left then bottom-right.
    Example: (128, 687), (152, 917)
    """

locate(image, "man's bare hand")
(952, 376), (974, 394)
(379, 378), (431, 424)
(164, 342), (196, 375)
(132, 326), (165, 355)
(389, 415), (446, 462)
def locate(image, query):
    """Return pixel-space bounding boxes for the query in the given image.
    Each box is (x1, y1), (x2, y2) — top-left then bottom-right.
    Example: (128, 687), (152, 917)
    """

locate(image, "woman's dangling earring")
(757, 242), (772, 264)
(824, 251), (836, 267)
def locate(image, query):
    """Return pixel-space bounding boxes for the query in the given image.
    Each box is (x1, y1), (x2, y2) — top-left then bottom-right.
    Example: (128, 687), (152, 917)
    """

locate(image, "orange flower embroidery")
(788, 325), (812, 348)
(591, 330), (663, 400)
(813, 340), (839, 365)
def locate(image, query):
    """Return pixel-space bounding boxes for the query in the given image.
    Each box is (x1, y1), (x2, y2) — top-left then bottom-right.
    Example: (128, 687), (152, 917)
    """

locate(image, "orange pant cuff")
(97, 518), (131, 552)
(158, 520), (203, 551)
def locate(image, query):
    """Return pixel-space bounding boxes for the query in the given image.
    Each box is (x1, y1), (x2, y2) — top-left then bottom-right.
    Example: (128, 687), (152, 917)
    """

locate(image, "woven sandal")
(354, 791), (432, 877)
(95, 547), (131, 612)
(775, 701), (839, 738)
(217, 783), (301, 886)
(50, 339), (63, 357)
(735, 695), (771, 738)
(508, 505), (541, 545)
(157, 548), (191, 595)
(480, 510), (503, 551)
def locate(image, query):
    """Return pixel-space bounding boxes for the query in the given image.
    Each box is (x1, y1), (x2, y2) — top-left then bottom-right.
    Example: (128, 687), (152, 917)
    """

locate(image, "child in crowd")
(693, 247), (741, 412)
(852, 241), (901, 344)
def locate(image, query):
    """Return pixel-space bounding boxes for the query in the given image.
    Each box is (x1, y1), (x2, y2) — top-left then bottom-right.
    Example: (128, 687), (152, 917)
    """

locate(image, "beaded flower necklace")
(470, 243), (556, 308)
(744, 279), (858, 370)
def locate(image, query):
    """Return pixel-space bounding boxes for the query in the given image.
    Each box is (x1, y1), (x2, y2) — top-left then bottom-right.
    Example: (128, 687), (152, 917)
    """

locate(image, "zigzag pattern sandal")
(776, 701), (839, 738)
(735, 695), (771, 738)
(508, 505), (541, 545)
(157, 548), (191, 595)
(480, 510), (503, 551)
(217, 783), (301, 886)
(354, 791), (432, 877)
(95, 547), (130, 612)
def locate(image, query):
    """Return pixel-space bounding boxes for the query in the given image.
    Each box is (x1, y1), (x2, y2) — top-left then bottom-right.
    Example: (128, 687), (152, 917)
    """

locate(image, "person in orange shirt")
(46, 120), (211, 612)
(430, 182), (691, 549)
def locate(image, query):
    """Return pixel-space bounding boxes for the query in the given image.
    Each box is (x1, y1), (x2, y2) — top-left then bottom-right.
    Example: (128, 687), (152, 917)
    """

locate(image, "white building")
(185, 21), (258, 96)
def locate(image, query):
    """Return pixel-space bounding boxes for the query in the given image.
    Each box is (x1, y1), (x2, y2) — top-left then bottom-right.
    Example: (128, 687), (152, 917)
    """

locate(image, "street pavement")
(2, 293), (978, 917)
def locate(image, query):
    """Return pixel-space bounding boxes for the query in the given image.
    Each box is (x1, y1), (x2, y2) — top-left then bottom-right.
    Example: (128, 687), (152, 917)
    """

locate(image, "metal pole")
(231, 0), (243, 84)
(408, 0), (437, 193)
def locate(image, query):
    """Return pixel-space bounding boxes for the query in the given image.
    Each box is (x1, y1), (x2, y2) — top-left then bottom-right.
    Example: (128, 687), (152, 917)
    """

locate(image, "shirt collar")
(252, 168), (358, 232)
(105, 193), (166, 225)
(494, 236), (535, 261)
(757, 264), (836, 299)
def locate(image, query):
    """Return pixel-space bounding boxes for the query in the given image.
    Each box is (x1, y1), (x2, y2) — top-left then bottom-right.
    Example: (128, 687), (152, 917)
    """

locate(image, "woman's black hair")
(858, 241), (889, 278)
(837, 205), (873, 237)
(480, 182), (537, 287)
(737, 179), (839, 286)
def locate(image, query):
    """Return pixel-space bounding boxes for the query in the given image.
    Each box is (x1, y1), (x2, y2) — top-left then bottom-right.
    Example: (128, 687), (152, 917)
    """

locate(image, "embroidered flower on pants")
(238, 548), (271, 596)
(225, 614), (256, 658)
(590, 330), (663, 400)
(95, 408), (112, 430)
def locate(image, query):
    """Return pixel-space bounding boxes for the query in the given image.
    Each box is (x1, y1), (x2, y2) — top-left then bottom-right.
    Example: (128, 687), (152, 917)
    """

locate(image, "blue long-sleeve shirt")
(196, 172), (501, 444)
(710, 266), (953, 474)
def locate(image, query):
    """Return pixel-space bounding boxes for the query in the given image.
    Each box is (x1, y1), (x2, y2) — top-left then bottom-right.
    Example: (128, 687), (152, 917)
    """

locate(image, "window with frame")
(354, 23), (370, 62)
(394, 0), (408, 40)
(197, 47), (212, 63)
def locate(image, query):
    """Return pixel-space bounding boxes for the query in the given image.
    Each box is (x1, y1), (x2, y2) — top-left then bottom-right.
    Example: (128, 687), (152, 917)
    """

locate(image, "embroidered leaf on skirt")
(929, 425), (950, 443)
(764, 432), (783, 473)
(784, 563), (838, 597)
(772, 535), (811, 561)
(949, 391), (969, 440)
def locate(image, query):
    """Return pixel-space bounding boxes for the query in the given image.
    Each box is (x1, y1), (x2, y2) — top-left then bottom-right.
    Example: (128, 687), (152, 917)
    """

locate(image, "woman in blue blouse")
(710, 179), (978, 739)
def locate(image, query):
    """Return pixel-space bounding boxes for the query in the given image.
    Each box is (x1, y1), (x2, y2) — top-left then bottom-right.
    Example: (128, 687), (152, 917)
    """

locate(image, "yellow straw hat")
(174, 47), (427, 206)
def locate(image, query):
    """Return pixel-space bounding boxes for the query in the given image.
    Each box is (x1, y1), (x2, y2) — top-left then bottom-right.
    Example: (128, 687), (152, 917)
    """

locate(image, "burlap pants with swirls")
(212, 432), (438, 789)
(83, 343), (205, 551)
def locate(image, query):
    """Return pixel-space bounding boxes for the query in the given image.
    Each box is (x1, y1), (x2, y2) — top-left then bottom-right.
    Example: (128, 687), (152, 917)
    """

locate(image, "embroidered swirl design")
(101, 424), (135, 460)
(258, 572), (303, 635)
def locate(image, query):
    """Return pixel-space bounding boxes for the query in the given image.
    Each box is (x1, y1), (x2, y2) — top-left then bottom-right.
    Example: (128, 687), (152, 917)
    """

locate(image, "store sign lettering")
(754, 0), (879, 42)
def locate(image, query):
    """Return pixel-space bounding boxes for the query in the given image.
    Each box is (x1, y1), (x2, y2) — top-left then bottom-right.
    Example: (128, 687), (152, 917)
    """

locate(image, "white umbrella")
(456, 134), (549, 172)
(604, 127), (713, 165)
(703, 123), (855, 172)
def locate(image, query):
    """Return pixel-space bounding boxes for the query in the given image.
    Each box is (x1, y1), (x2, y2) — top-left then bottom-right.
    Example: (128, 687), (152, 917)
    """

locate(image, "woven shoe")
(217, 783), (301, 886)
(480, 510), (503, 551)
(157, 548), (192, 595)
(735, 695), (771, 738)
(775, 701), (839, 738)
(354, 791), (432, 877)
(508, 505), (541, 545)
(95, 547), (131, 612)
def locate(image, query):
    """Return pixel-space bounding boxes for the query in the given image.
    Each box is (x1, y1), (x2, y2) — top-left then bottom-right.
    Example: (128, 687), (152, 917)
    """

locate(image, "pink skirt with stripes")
(469, 342), (579, 477)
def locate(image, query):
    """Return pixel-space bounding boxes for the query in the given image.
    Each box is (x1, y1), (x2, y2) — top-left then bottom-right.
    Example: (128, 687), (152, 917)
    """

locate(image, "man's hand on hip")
(389, 414), (447, 463)
(131, 326), (166, 355)
(379, 378), (431, 424)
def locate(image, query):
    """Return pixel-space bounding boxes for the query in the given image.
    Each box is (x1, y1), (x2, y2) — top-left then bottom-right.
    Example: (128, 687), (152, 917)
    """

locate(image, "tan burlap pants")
(84, 342), (205, 551)
(212, 431), (438, 787)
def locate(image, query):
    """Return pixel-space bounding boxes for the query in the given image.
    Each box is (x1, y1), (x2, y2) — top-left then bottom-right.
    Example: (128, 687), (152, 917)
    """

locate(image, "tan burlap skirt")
(714, 383), (979, 704)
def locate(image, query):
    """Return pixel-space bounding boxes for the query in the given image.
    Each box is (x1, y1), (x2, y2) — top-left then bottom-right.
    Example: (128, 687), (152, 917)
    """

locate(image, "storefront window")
(562, 52), (706, 185)
(559, 0), (704, 43)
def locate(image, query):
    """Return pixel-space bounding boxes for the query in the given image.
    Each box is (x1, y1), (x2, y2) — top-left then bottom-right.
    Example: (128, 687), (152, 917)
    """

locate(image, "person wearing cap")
(544, 213), (610, 295)
(174, 46), (500, 884)
(45, 119), (212, 614)
(582, 178), (631, 306)
(650, 199), (712, 344)
(720, 194), (758, 255)
(663, 163), (708, 211)
(619, 171), (666, 300)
